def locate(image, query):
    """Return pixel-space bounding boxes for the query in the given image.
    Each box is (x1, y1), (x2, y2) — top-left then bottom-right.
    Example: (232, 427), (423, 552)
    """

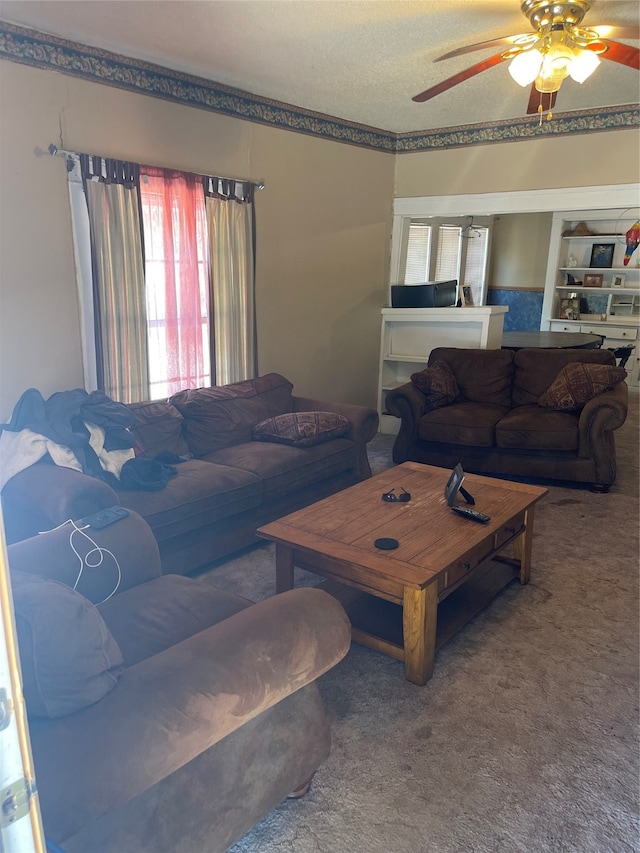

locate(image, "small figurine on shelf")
(567, 255), (578, 268)
(624, 220), (640, 266)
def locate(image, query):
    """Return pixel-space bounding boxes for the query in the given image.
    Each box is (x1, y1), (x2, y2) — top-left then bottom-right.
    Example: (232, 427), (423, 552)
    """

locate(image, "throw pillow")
(538, 362), (627, 411)
(410, 359), (460, 410)
(12, 571), (124, 718)
(128, 400), (190, 459)
(252, 411), (350, 448)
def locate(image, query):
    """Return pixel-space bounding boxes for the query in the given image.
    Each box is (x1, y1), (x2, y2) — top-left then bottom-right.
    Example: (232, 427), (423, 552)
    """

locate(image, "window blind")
(404, 223), (431, 283)
(434, 226), (462, 281)
(463, 227), (489, 306)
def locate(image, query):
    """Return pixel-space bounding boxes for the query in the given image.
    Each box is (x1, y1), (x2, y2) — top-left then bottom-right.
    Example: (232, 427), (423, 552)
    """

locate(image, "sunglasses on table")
(381, 487), (411, 503)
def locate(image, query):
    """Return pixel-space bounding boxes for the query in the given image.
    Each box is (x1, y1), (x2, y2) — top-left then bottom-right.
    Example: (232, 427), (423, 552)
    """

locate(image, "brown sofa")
(2, 373), (378, 573)
(7, 509), (351, 852)
(385, 347), (628, 491)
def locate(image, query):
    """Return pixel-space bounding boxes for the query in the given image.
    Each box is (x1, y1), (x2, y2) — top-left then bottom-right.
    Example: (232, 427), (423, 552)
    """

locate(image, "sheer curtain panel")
(205, 179), (256, 385)
(140, 168), (211, 398)
(81, 156), (149, 403)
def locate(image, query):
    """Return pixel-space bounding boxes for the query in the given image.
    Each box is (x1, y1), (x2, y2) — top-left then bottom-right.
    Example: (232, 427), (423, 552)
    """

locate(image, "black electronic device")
(80, 506), (130, 530)
(391, 280), (458, 309)
(450, 506), (491, 524)
(444, 463), (475, 507)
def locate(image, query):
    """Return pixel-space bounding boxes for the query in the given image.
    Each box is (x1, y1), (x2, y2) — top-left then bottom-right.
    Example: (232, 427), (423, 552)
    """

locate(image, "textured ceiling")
(0, 0), (638, 133)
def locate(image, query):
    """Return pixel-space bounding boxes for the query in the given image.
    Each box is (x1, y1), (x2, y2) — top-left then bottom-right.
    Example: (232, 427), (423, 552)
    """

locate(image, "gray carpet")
(200, 392), (640, 853)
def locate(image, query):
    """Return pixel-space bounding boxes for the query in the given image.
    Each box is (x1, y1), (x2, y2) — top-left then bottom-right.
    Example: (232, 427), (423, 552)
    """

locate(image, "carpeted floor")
(200, 391), (640, 853)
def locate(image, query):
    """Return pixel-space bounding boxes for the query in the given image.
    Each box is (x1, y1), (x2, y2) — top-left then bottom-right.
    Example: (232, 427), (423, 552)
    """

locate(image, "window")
(462, 226), (489, 307)
(434, 225), (462, 282)
(68, 154), (256, 403)
(139, 170), (211, 399)
(403, 217), (492, 305)
(404, 223), (432, 283)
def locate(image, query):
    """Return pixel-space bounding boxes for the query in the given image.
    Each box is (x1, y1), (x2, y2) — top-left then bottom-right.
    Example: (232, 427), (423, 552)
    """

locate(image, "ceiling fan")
(412, 0), (640, 116)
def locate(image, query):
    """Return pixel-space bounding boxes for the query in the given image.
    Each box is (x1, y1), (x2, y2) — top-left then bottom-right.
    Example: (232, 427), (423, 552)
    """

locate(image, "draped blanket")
(0, 389), (175, 491)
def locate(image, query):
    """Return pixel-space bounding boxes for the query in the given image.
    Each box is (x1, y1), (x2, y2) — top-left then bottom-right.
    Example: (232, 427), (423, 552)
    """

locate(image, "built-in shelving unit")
(541, 209), (640, 386)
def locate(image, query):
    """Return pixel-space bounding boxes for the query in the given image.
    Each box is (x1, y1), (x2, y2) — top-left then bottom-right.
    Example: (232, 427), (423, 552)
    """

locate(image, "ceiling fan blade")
(595, 40), (640, 70)
(590, 25), (640, 41)
(526, 85), (557, 115)
(435, 33), (534, 62)
(412, 52), (509, 103)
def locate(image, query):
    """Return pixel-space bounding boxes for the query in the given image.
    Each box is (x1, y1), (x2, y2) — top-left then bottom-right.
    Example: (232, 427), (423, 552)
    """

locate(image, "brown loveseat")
(385, 347), (628, 491)
(7, 509), (351, 852)
(2, 373), (378, 573)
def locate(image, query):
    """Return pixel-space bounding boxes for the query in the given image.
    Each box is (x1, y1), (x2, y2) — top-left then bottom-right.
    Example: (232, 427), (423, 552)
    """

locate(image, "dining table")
(501, 331), (604, 350)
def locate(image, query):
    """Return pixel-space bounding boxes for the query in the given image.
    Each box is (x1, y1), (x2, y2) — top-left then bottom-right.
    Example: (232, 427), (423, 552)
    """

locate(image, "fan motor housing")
(521, 0), (589, 29)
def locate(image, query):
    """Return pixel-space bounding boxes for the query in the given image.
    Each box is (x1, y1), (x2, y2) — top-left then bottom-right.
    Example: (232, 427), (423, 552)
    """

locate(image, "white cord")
(37, 518), (121, 604)
(68, 520), (121, 604)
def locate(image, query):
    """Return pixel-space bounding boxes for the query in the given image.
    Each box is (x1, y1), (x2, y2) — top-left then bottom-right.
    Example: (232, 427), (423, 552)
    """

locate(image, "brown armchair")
(7, 509), (350, 852)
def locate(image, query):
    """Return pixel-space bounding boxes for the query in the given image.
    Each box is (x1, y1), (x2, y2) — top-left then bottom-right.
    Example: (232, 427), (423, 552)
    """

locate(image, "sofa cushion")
(495, 405), (579, 451)
(128, 400), (190, 459)
(538, 362), (627, 411)
(98, 575), (252, 667)
(512, 348), (617, 407)
(428, 348), (514, 407)
(204, 438), (356, 499)
(12, 571), (123, 718)
(252, 411), (350, 448)
(170, 373), (294, 456)
(418, 401), (509, 447)
(410, 360), (460, 410)
(119, 459), (263, 541)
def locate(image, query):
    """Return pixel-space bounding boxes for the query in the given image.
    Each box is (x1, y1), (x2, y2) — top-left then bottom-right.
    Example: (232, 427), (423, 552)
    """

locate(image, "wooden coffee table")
(258, 462), (547, 685)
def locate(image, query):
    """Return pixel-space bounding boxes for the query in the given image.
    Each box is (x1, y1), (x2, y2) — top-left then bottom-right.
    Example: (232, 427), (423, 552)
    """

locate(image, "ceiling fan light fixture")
(534, 71), (563, 93)
(534, 42), (573, 92)
(509, 48), (544, 85)
(568, 47), (600, 82)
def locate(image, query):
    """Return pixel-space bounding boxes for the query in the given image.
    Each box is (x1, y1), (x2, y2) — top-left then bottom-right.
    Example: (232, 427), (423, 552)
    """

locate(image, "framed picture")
(589, 243), (615, 268)
(584, 273), (604, 288)
(462, 285), (474, 307)
(558, 297), (580, 320)
(611, 274), (626, 288)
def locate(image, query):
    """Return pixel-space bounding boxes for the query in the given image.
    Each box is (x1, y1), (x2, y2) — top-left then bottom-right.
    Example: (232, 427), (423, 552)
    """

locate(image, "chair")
(608, 344), (635, 368)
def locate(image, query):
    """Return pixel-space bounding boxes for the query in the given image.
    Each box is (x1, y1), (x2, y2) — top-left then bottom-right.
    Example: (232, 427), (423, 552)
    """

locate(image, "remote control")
(80, 506), (130, 529)
(450, 506), (491, 524)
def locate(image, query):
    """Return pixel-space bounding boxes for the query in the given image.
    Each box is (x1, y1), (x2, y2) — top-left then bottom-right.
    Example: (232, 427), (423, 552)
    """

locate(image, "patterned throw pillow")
(252, 411), (350, 448)
(410, 359), (460, 410)
(538, 362), (627, 411)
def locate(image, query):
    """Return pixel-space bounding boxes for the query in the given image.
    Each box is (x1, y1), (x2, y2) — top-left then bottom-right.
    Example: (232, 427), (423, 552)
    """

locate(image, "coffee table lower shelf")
(318, 559), (519, 667)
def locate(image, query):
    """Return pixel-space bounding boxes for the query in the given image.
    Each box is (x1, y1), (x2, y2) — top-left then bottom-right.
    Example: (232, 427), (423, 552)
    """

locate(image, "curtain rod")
(42, 143), (266, 190)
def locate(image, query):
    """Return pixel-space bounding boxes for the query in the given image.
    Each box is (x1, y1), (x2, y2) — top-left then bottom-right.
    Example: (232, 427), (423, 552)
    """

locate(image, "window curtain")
(204, 178), (257, 385)
(140, 168), (211, 398)
(80, 156), (149, 403)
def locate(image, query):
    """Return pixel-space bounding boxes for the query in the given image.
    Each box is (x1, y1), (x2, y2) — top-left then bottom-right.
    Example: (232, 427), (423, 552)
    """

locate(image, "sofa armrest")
(31, 587), (351, 843)
(7, 509), (162, 599)
(384, 382), (429, 464)
(1, 462), (119, 544)
(577, 381), (629, 483)
(292, 395), (379, 479)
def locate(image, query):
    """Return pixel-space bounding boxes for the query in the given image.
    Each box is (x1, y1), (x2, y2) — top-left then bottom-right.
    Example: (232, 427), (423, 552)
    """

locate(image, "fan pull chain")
(537, 101), (553, 126)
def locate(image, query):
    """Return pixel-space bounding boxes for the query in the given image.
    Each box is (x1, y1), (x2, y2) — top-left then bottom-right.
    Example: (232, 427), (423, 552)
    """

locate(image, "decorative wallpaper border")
(0, 21), (637, 153)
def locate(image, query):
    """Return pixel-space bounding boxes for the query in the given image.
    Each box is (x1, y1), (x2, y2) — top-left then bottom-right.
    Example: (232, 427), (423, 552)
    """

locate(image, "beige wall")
(1, 56), (637, 422)
(0, 60), (394, 418)
(488, 212), (553, 290)
(394, 129), (640, 197)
